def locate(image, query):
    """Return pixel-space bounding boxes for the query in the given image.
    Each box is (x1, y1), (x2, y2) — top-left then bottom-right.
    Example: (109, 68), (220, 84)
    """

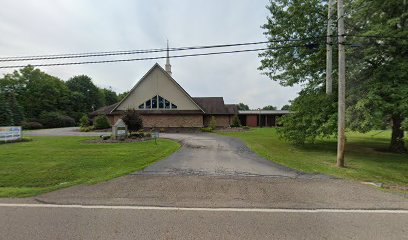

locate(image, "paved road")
(1, 204), (407, 240)
(6, 127), (408, 239)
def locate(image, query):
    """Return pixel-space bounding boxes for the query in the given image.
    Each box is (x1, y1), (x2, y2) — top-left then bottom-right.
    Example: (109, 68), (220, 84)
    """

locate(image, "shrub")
(21, 121), (43, 130)
(79, 115), (90, 128)
(243, 126), (250, 130)
(144, 132), (152, 138)
(201, 127), (213, 132)
(129, 132), (145, 138)
(94, 115), (111, 129)
(80, 126), (95, 132)
(231, 114), (241, 128)
(209, 116), (217, 130)
(39, 112), (76, 128)
(122, 109), (143, 133)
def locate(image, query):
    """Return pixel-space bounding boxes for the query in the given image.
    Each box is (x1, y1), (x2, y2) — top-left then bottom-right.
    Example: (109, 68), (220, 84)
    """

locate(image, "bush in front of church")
(231, 114), (241, 128)
(209, 116), (217, 130)
(94, 115), (111, 129)
(122, 109), (143, 134)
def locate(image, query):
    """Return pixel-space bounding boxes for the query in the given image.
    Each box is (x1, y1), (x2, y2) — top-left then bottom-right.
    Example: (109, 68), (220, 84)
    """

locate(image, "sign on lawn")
(112, 119), (128, 140)
(0, 126), (22, 142)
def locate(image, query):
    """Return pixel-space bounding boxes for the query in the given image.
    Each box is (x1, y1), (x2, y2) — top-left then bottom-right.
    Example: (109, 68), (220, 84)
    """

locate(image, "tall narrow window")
(146, 99), (151, 109)
(165, 99), (170, 109)
(158, 96), (165, 109)
(151, 96), (157, 109)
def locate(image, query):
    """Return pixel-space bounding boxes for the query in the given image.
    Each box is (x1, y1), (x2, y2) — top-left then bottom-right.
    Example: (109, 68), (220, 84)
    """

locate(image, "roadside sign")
(0, 126), (22, 142)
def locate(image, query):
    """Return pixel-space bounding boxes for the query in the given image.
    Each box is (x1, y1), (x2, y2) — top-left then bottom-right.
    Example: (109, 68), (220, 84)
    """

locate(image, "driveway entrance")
(138, 133), (324, 178)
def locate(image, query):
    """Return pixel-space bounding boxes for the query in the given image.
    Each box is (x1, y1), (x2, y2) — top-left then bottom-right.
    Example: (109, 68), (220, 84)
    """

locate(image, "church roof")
(90, 63), (238, 116)
(193, 97), (238, 115)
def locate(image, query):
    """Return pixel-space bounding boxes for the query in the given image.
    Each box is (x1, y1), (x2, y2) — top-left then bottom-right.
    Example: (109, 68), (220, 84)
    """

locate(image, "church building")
(90, 50), (238, 128)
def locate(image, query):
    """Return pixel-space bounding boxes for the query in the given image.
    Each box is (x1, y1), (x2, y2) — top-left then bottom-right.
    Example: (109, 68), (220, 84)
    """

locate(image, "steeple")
(165, 40), (172, 75)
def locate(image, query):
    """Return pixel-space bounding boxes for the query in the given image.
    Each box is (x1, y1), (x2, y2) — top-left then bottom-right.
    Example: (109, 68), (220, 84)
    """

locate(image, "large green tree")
(66, 75), (104, 113)
(346, 0), (408, 153)
(260, 0), (407, 152)
(0, 66), (71, 119)
(101, 87), (118, 105)
(0, 91), (13, 126)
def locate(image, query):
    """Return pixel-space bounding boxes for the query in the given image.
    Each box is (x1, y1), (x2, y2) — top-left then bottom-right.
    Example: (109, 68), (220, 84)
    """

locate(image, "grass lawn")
(220, 128), (408, 187)
(0, 136), (180, 197)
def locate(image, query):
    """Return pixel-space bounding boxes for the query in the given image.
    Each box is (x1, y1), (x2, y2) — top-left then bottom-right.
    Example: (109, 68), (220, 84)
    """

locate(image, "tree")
(278, 88), (337, 145)
(231, 114), (241, 127)
(344, 0), (408, 153)
(262, 105), (277, 110)
(79, 115), (90, 128)
(6, 93), (24, 125)
(237, 103), (250, 111)
(260, 0), (408, 153)
(0, 91), (13, 126)
(259, 0), (327, 87)
(281, 104), (290, 110)
(117, 91), (129, 101)
(66, 75), (104, 113)
(0, 66), (71, 119)
(122, 109), (143, 133)
(101, 88), (118, 105)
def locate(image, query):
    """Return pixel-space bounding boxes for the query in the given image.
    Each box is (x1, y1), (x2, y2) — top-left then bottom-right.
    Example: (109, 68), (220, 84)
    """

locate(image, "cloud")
(0, 0), (300, 109)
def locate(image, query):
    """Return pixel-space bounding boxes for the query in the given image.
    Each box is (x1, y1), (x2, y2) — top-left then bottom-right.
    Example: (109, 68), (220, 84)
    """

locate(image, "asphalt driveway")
(141, 133), (324, 178)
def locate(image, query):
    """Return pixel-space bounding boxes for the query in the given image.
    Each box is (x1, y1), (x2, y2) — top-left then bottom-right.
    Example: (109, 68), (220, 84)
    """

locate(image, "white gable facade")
(115, 64), (202, 112)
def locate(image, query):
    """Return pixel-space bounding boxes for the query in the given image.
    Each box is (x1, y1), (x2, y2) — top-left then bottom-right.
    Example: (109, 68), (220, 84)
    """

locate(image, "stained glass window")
(142, 95), (176, 109)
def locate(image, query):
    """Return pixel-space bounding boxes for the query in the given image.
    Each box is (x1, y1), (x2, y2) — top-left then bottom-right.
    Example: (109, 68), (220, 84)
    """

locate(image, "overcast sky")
(0, 0), (301, 109)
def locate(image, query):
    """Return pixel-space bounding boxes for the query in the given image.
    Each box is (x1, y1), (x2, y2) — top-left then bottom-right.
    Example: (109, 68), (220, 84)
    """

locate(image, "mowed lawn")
(220, 128), (408, 187)
(0, 137), (180, 197)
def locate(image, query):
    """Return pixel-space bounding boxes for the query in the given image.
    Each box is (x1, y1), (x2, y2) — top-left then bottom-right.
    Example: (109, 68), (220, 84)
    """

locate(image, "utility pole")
(337, 0), (346, 167)
(326, 0), (334, 95)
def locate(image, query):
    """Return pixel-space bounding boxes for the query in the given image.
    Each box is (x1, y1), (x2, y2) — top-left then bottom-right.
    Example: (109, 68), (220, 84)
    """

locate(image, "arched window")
(140, 95), (177, 109)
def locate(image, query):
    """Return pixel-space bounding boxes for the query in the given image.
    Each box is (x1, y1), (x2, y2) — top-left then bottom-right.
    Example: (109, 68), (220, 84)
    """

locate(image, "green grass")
(0, 137), (180, 197)
(219, 128), (408, 186)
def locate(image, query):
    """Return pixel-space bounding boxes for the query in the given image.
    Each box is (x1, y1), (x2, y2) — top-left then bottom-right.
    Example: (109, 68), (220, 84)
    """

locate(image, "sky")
(0, 0), (302, 109)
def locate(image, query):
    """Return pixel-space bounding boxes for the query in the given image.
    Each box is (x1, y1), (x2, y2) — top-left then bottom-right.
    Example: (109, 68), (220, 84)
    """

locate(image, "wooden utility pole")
(326, 0), (334, 95)
(337, 0), (346, 167)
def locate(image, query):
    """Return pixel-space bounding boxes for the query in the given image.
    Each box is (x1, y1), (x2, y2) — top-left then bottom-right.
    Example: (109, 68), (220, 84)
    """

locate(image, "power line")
(346, 34), (408, 40)
(0, 45), (309, 69)
(0, 38), (321, 62)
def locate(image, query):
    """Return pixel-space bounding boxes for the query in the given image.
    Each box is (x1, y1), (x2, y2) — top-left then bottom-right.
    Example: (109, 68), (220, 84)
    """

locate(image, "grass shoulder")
(218, 128), (407, 188)
(0, 136), (180, 197)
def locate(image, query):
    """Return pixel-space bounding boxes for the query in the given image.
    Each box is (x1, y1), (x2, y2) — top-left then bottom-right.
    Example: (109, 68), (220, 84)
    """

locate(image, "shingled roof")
(89, 103), (118, 116)
(91, 97), (237, 116)
(192, 97), (238, 115)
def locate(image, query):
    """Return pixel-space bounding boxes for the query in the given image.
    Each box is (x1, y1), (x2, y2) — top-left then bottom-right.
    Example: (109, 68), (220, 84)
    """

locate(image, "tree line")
(237, 102), (290, 111)
(0, 65), (127, 128)
(259, 0), (407, 153)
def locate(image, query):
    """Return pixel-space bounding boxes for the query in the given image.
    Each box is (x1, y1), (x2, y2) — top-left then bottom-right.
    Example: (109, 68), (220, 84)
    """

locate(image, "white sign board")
(0, 126), (22, 141)
(117, 127), (126, 136)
